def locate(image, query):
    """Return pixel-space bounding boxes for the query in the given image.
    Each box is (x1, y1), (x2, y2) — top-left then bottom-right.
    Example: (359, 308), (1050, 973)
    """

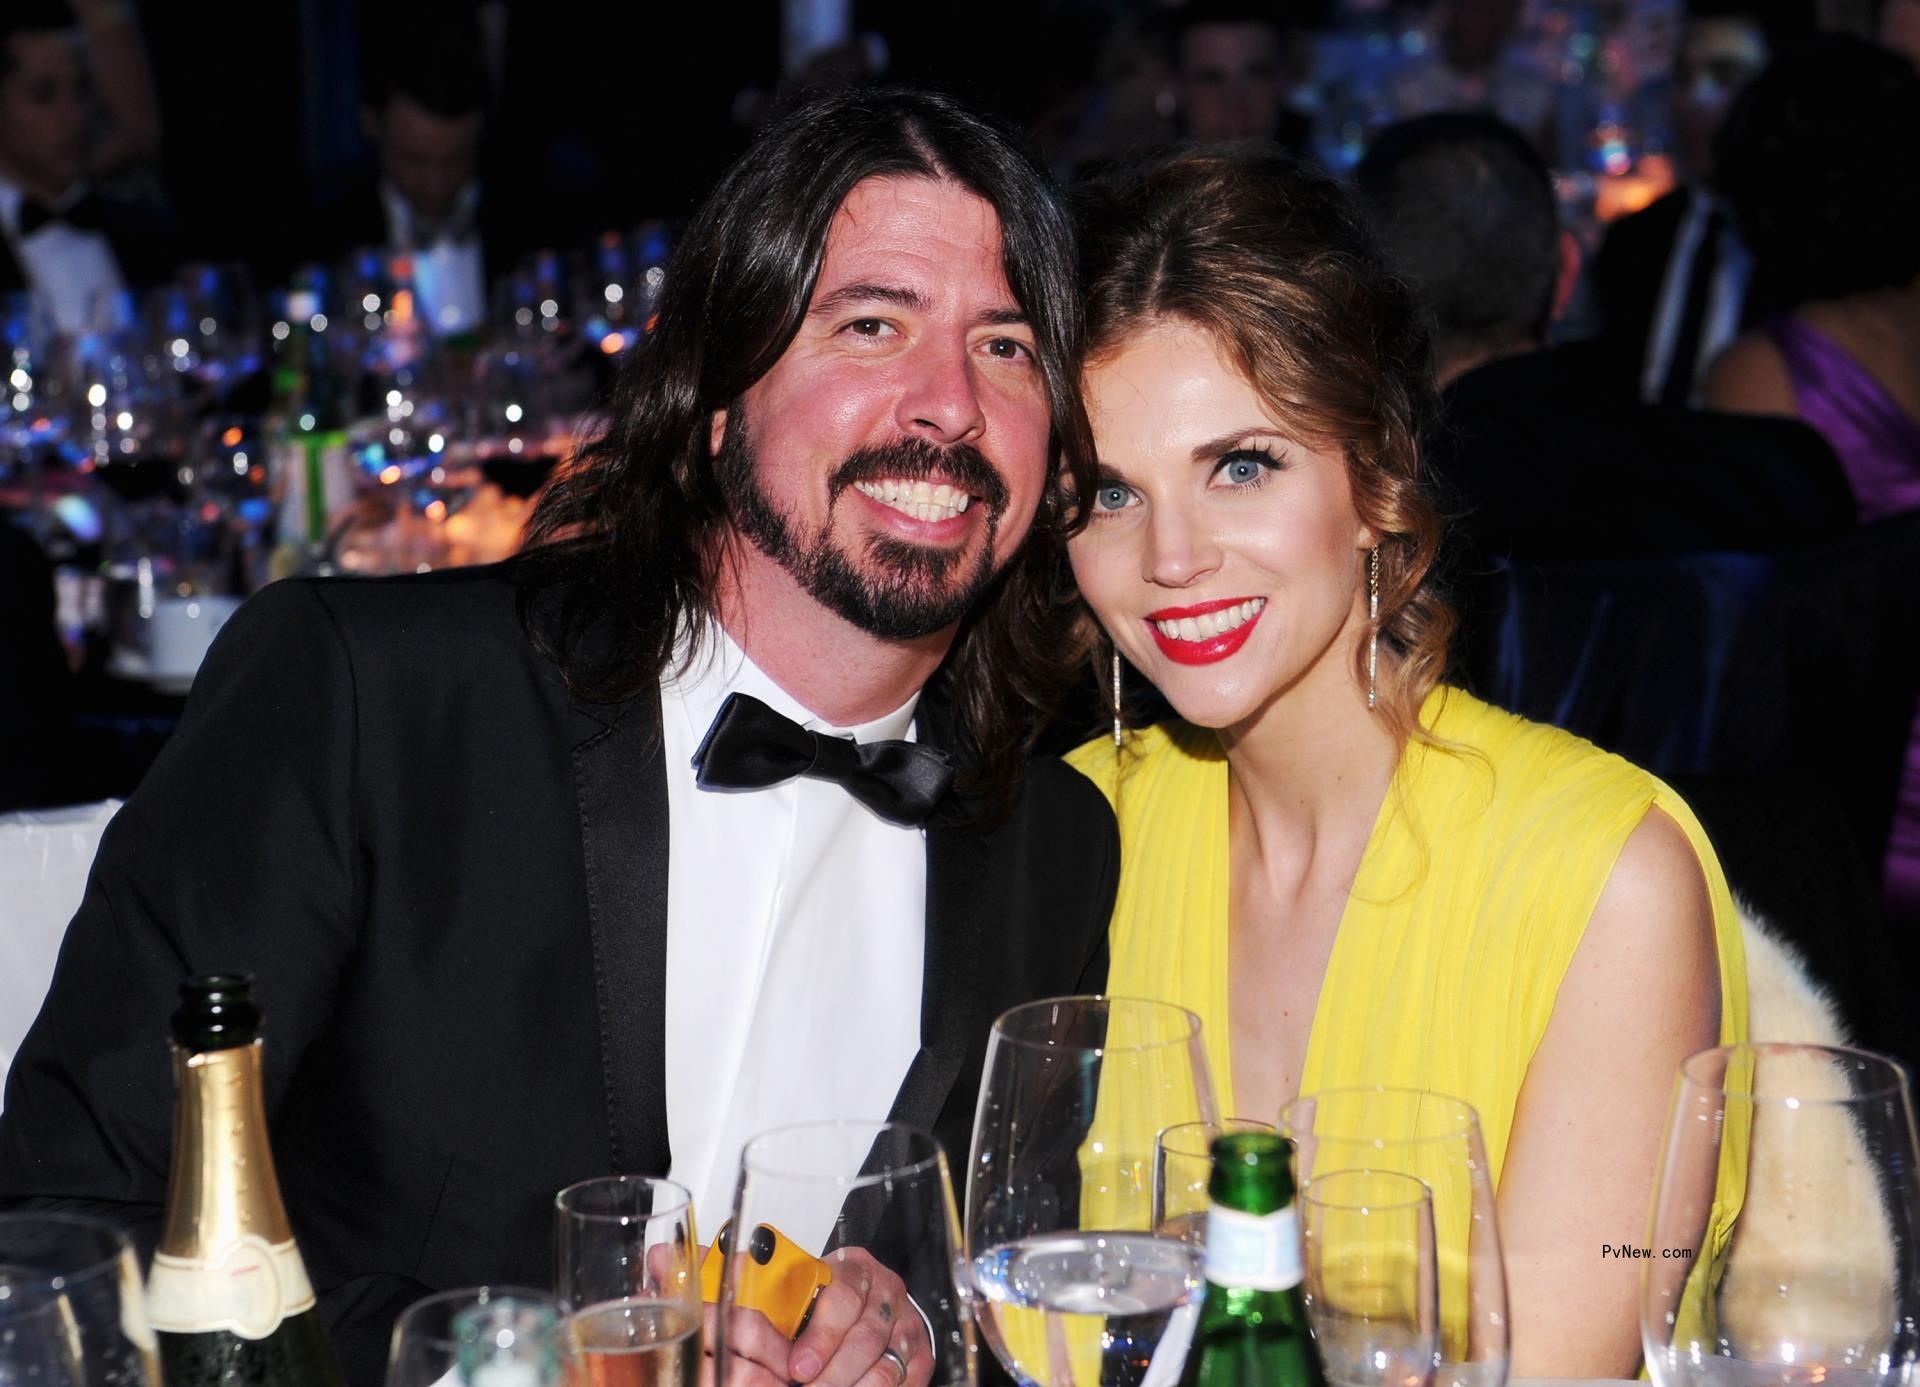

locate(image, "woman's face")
(1069, 318), (1374, 731)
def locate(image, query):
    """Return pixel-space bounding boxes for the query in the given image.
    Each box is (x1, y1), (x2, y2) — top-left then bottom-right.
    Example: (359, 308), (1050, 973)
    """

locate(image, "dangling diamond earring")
(1367, 546), (1380, 711)
(1112, 646), (1125, 750)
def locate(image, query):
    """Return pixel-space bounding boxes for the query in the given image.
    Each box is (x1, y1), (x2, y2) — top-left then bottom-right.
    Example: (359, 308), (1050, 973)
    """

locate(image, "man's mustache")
(827, 438), (1011, 517)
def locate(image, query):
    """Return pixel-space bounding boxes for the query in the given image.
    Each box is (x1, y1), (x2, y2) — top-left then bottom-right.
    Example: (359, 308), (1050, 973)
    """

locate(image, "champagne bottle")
(147, 974), (346, 1386)
(1175, 1131), (1328, 1387)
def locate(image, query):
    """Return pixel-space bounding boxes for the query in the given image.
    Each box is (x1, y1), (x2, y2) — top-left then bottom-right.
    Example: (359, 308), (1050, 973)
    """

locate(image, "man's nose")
(894, 337), (986, 446)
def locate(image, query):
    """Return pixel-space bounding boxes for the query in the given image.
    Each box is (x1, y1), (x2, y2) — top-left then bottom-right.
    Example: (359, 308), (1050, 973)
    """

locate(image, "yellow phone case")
(698, 1220), (834, 1340)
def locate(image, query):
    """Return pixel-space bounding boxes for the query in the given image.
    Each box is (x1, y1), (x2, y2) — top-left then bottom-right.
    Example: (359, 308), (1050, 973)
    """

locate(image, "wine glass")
(713, 1120), (973, 1387)
(1642, 1043), (1920, 1387)
(387, 1286), (566, 1387)
(1153, 1119), (1277, 1244)
(0, 1211), (160, 1386)
(966, 996), (1218, 1387)
(1301, 1169), (1440, 1387)
(1280, 1089), (1508, 1387)
(554, 1175), (699, 1312)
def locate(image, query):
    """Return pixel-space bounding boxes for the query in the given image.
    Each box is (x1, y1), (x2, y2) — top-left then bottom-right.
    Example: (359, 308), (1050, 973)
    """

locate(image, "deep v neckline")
(1206, 705), (1435, 1119)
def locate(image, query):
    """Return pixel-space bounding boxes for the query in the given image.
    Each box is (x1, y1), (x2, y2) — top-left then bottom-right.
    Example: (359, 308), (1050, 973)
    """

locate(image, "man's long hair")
(517, 86), (1096, 820)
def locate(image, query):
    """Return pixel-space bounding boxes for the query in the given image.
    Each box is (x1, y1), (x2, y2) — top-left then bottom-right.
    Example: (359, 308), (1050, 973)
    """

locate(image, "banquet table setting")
(1, 991), (1913, 1387)
(2, 3), (1918, 1386)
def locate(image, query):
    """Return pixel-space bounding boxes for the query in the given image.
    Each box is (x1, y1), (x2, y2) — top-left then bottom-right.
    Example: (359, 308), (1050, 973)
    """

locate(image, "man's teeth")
(1153, 599), (1265, 641)
(854, 479), (973, 523)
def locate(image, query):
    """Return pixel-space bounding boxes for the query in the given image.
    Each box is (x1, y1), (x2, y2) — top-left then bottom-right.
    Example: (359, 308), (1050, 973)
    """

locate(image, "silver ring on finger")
(878, 1346), (908, 1385)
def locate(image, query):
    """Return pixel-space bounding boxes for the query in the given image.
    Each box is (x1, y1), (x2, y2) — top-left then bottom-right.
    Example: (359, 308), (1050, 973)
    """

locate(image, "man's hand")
(709, 1247), (933, 1387)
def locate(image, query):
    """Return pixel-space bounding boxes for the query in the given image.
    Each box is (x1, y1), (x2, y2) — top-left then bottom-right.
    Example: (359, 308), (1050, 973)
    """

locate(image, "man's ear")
(1552, 227), (1582, 324)
(709, 409), (726, 458)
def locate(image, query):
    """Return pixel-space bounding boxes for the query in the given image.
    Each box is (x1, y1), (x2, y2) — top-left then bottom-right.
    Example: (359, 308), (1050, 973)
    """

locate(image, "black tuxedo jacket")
(0, 563), (1117, 1384)
(1589, 187), (1695, 401)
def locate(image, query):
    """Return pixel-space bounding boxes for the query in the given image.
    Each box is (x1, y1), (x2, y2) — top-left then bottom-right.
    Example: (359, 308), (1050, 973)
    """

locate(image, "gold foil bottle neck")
(158, 1038), (296, 1262)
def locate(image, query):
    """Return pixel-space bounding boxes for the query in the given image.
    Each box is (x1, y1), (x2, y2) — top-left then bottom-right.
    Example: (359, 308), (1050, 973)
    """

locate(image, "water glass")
(1281, 1088), (1507, 1387)
(0, 1212), (158, 1386)
(1301, 1169), (1440, 1387)
(966, 996), (1217, 1387)
(1153, 1119), (1277, 1243)
(1642, 1044), (1920, 1387)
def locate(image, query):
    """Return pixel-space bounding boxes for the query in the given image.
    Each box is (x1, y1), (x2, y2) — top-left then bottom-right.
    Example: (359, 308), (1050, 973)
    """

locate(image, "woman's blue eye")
(1094, 485), (1132, 511)
(1223, 458), (1265, 484)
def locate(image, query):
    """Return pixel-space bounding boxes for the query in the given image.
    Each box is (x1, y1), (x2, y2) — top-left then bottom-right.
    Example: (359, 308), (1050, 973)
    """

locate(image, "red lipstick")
(1144, 597), (1265, 666)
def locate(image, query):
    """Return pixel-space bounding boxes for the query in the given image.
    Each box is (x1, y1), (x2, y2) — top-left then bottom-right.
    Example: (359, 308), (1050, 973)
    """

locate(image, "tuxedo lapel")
(570, 688), (673, 1176)
(886, 800), (985, 1139)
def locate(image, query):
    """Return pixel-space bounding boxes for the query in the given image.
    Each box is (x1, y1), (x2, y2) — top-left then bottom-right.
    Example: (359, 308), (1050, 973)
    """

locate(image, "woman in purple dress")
(1704, 35), (1920, 917)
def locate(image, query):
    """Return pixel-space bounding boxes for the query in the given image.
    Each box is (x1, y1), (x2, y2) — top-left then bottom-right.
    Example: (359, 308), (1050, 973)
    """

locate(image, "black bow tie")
(691, 692), (954, 827)
(17, 192), (105, 236)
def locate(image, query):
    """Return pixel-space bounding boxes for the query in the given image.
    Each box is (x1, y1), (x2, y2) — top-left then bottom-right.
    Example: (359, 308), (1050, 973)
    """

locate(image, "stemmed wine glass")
(0, 1211), (160, 1386)
(713, 1120), (974, 1387)
(1281, 1089), (1508, 1387)
(1642, 1043), (1920, 1387)
(1300, 1169), (1440, 1387)
(966, 996), (1218, 1387)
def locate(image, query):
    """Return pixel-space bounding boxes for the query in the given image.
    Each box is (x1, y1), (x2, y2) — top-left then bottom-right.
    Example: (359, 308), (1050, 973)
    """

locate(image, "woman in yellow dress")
(1060, 146), (1747, 1377)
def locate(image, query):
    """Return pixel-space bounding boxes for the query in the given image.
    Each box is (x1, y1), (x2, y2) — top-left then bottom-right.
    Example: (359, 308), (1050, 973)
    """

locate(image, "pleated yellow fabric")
(1064, 684), (1749, 1182)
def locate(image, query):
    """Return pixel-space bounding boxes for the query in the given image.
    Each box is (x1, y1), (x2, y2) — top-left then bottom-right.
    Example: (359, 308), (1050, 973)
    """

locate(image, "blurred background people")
(1589, 0), (1800, 405)
(1385, 0), (1558, 153)
(1702, 34), (1920, 923)
(1355, 111), (1852, 572)
(315, 10), (494, 337)
(1168, 0), (1315, 151)
(1705, 33), (1920, 515)
(0, 0), (171, 336)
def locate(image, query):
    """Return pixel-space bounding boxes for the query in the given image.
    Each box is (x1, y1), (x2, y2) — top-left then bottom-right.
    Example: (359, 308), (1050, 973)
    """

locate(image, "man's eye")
(846, 319), (888, 336)
(986, 337), (1034, 361)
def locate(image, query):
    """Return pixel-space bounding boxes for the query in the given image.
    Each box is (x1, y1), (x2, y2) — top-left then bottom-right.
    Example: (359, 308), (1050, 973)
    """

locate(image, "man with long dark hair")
(0, 87), (1116, 1386)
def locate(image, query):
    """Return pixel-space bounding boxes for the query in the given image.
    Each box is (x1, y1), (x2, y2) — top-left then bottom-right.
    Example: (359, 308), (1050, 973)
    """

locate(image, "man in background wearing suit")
(0, 87), (1117, 1387)
(1589, 0), (1798, 405)
(0, 0), (170, 333)
(1356, 110), (1854, 572)
(313, 11), (496, 338)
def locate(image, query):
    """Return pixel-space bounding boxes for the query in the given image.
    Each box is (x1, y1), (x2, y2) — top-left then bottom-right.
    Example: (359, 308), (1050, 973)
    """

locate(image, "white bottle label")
(145, 1234), (316, 1340)
(1204, 1204), (1302, 1291)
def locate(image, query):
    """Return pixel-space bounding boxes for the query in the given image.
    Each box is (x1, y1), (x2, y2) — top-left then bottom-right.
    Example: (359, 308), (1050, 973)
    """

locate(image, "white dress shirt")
(381, 181), (486, 337)
(0, 178), (129, 338)
(660, 622), (926, 1251)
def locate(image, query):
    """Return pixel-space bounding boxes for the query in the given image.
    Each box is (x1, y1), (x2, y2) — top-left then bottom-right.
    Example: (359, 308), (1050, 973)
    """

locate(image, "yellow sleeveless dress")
(1061, 686), (1748, 1357)
(1064, 685), (1746, 1166)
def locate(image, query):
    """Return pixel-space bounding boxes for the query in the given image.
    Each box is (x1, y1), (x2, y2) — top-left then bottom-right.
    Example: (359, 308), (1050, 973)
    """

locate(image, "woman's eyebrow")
(1188, 426), (1279, 463)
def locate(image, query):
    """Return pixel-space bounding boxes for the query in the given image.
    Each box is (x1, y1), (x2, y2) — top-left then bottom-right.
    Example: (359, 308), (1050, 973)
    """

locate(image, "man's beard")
(714, 408), (1012, 641)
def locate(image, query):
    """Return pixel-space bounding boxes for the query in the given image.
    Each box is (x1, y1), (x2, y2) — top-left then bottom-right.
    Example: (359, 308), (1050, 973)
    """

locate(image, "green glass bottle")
(1175, 1132), (1328, 1387)
(147, 974), (347, 1387)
